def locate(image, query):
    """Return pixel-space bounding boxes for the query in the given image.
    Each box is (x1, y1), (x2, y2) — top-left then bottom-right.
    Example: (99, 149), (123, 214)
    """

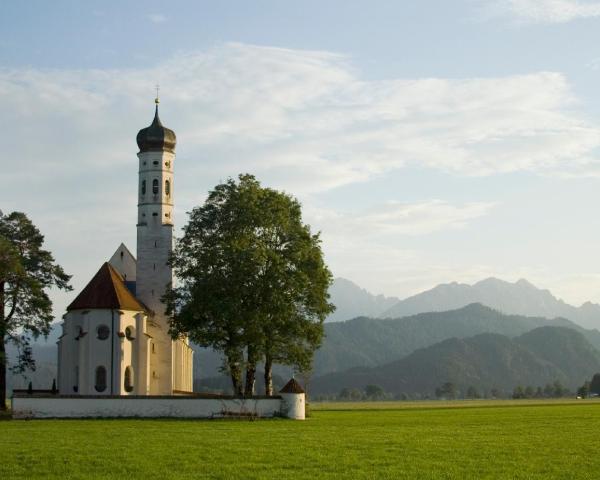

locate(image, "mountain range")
(329, 277), (600, 330)
(381, 278), (600, 330)
(326, 278), (399, 322)
(9, 276), (600, 396)
(311, 326), (600, 396)
(314, 302), (600, 375)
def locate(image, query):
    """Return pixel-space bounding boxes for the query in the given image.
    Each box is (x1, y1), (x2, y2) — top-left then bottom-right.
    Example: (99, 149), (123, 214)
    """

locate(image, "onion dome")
(136, 100), (176, 153)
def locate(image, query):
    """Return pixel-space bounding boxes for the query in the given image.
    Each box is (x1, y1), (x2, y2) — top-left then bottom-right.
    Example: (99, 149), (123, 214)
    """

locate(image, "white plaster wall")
(116, 310), (142, 395)
(58, 309), (146, 396)
(172, 338), (194, 392)
(281, 393), (306, 420)
(108, 244), (137, 282)
(12, 396), (287, 419)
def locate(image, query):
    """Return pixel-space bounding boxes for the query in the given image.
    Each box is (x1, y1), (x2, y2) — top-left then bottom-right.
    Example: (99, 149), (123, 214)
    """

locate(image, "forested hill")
(380, 277), (600, 330)
(314, 303), (600, 376)
(311, 326), (600, 396)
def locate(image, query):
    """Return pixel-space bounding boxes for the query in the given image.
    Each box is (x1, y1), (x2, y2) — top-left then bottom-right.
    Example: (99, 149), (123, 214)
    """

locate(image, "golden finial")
(155, 84), (160, 104)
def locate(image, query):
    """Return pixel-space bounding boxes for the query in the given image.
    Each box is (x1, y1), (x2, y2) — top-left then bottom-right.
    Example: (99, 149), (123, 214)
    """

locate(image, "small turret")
(279, 378), (306, 420)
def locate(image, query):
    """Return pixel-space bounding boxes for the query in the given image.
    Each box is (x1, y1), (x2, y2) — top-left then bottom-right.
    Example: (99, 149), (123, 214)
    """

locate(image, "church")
(56, 99), (194, 396)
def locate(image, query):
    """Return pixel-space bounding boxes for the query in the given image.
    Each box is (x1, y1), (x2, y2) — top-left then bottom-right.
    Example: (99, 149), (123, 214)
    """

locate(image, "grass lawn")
(2, 399), (600, 479)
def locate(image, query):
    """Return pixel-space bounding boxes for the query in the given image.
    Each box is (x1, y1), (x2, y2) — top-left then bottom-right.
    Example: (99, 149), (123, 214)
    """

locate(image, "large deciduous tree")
(0, 211), (71, 410)
(165, 174), (334, 396)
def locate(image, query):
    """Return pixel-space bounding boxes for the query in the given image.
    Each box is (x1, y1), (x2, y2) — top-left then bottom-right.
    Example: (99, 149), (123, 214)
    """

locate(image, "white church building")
(13, 99), (305, 420)
(56, 100), (194, 396)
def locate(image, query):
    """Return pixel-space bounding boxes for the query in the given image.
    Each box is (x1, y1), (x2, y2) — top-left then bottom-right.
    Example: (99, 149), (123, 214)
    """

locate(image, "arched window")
(141, 180), (146, 195)
(124, 366), (133, 393)
(95, 366), (107, 392)
(165, 179), (170, 196)
(73, 366), (79, 393)
(152, 179), (159, 194)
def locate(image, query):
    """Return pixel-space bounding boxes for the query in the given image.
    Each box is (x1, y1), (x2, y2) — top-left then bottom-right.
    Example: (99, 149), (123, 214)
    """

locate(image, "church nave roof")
(67, 262), (147, 312)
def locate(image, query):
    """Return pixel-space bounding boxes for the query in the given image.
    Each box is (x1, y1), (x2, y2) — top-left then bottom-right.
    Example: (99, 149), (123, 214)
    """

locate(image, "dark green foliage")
(466, 386), (480, 399)
(589, 373), (600, 394)
(311, 326), (600, 396)
(364, 384), (385, 400)
(577, 382), (590, 398)
(0, 211), (71, 410)
(27, 381), (32, 394)
(512, 386), (525, 399)
(51, 378), (57, 394)
(165, 175), (334, 396)
(435, 382), (457, 399)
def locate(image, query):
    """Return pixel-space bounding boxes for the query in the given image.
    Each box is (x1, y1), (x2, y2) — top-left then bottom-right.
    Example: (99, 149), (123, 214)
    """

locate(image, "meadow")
(2, 399), (600, 479)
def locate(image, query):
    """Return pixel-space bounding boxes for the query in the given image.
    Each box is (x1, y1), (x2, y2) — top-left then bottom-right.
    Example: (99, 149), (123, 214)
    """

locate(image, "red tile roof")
(67, 263), (146, 312)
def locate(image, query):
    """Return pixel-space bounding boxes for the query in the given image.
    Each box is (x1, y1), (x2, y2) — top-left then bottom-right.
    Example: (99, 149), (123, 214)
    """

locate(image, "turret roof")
(280, 378), (305, 394)
(66, 262), (147, 312)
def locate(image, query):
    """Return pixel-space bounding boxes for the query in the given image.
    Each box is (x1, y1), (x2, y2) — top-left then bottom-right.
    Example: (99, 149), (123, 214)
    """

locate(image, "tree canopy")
(0, 211), (71, 409)
(165, 174), (334, 396)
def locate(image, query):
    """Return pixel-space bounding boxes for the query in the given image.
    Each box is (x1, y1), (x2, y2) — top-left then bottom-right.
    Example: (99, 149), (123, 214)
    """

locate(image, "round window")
(97, 325), (110, 340)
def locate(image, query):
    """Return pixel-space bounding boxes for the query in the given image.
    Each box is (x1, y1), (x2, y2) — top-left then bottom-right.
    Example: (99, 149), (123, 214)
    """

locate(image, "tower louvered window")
(152, 179), (159, 194)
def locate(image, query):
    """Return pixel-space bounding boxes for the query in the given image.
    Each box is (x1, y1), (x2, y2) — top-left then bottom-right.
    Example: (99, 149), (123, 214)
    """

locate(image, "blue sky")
(4, 0), (600, 316)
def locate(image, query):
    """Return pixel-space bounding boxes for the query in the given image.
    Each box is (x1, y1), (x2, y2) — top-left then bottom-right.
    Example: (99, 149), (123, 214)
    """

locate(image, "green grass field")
(2, 399), (600, 479)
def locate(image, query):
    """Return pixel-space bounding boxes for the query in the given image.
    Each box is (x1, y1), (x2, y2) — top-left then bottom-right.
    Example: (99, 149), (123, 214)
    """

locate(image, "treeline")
(575, 373), (600, 398)
(312, 377), (599, 402)
(511, 381), (569, 399)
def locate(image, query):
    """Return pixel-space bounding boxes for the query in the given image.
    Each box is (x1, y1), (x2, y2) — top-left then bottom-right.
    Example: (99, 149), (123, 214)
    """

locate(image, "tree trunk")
(227, 353), (243, 397)
(244, 365), (256, 397)
(0, 281), (6, 411)
(244, 345), (257, 397)
(264, 353), (273, 396)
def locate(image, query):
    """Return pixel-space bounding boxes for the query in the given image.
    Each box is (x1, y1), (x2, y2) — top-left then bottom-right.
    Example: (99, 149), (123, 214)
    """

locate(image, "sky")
(3, 0), (600, 319)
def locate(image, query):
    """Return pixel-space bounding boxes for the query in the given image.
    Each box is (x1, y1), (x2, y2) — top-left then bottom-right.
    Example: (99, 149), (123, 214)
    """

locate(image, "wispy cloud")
(481, 0), (600, 24)
(2, 43), (600, 312)
(307, 201), (495, 237)
(147, 13), (167, 24)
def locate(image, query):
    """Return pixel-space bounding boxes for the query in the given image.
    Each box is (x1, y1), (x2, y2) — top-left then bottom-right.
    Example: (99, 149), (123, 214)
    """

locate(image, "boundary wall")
(11, 394), (299, 419)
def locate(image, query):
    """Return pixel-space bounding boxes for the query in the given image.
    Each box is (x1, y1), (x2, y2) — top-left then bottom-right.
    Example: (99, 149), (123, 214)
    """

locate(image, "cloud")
(1, 43), (599, 198)
(2, 42), (600, 313)
(147, 13), (167, 24)
(307, 201), (495, 237)
(481, 0), (600, 24)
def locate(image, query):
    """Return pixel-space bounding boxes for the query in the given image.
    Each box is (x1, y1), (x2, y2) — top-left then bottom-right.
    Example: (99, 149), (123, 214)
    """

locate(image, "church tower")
(57, 97), (193, 398)
(136, 98), (193, 395)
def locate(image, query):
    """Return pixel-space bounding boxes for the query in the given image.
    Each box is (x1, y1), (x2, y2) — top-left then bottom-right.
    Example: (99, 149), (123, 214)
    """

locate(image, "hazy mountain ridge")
(381, 277), (600, 330)
(327, 277), (399, 322)
(311, 326), (600, 396)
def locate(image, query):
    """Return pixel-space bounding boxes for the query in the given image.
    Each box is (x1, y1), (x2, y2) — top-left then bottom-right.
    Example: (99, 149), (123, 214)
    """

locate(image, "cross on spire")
(155, 84), (160, 104)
